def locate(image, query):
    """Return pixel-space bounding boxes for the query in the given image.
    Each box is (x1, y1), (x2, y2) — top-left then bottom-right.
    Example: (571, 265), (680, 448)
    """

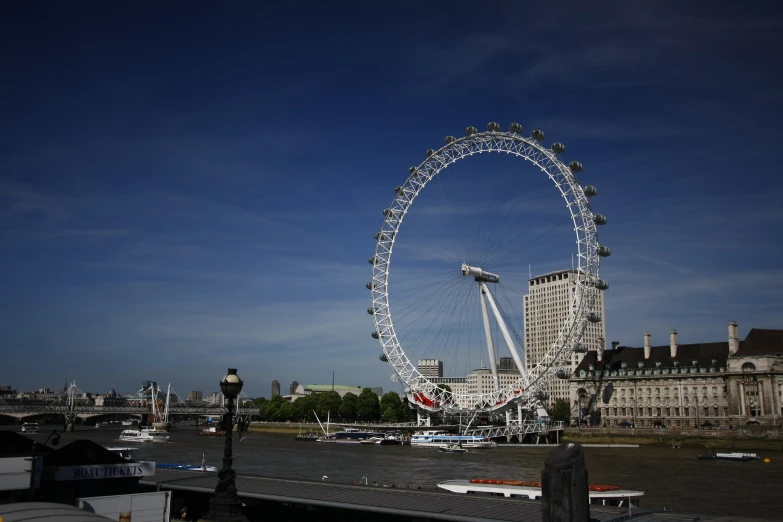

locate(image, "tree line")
(251, 389), (415, 423)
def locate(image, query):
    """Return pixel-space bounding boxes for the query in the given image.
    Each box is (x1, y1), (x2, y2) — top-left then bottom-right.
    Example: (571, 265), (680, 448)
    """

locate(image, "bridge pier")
(416, 410), (431, 427)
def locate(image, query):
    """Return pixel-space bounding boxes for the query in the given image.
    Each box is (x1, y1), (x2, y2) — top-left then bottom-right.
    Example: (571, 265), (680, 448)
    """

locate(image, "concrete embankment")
(247, 422), (322, 434)
(562, 426), (783, 449)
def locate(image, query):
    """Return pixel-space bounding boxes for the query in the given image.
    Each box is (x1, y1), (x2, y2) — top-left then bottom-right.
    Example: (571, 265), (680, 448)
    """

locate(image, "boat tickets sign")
(55, 461), (156, 481)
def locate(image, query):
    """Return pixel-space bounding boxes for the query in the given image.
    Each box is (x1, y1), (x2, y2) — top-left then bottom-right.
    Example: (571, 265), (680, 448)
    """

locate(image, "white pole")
(482, 282), (529, 385)
(479, 285), (500, 391)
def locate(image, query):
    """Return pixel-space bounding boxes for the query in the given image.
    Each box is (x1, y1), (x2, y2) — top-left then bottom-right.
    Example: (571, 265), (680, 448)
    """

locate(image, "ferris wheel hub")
(461, 263), (500, 283)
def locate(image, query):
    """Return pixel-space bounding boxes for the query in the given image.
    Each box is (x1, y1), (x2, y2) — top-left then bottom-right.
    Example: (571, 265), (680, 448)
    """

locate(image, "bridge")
(0, 404), (258, 421)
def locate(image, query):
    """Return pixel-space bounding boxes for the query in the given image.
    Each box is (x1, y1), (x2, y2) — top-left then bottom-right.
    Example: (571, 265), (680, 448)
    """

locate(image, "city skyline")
(2, 2), (782, 397)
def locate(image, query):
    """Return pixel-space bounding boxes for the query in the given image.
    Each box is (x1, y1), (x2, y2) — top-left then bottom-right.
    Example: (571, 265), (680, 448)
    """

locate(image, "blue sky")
(1, 2), (782, 398)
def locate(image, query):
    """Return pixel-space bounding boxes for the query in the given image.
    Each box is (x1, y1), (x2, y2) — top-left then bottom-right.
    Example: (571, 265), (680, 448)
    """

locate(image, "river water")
(15, 427), (783, 519)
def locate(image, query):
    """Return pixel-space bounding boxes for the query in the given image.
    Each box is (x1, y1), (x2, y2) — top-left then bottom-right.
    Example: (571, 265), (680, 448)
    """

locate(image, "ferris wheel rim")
(369, 127), (605, 414)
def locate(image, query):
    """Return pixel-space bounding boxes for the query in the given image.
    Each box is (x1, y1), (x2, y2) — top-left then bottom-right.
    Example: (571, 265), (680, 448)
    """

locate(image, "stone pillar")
(739, 382), (746, 416)
(758, 380), (764, 416)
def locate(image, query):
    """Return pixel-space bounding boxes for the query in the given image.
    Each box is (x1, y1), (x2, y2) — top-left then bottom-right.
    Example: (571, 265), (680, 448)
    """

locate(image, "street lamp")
(201, 369), (246, 522)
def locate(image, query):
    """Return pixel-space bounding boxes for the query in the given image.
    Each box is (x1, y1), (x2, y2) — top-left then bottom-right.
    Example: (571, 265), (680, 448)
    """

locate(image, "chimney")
(643, 333), (651, 360)
(670, 329), (678, 358)
(728, 321), (739, 354)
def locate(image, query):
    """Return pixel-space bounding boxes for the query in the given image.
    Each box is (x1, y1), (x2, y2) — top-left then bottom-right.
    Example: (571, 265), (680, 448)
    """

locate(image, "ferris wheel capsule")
(597, 245), (611, 257)
(379, 353), (388, 362)
(366, 282), (375, 290)
(592, 214), (607, 225)
(409, 166), (418, 174)
(465, 126), (478, 136)
(595, 280), (609, 290)
(445, 136), (455, 144)
(487, 122), (500, 132)
(573, 343), (588, 354)
(509, 122), (523, 133)
(569, 161), (583, 173)
(531, 129), (545, 141)
(426, 149), (435, 157)
(556, 369), (570, 379)
(587, 312), (602, 323)
(583, 185), (598, 197)
(368, 256), (378, 265)
(367, 307), (377, 315)
(551, 142), (566, 154)
(371, 331), (380, 339)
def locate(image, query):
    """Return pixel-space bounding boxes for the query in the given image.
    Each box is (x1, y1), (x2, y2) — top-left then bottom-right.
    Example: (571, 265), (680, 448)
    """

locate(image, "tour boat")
(157, 453), (218, 472)
(410, 431), (496, 448)
(698, 449), (760, 461)
(119, 428), (170, 443)
(21, 422), (39, 433)
(331, 428), (386, 444)
(438, 479), (644, 507)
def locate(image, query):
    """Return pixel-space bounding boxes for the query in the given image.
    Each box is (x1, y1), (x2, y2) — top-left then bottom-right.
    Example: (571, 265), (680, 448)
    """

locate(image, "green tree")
(262, 394), (286, 421)
(274, 401), (293, 421)
(380, 392), (403, 423)
(356, 388), (381, 421)
(316, 391), (342, 419)
(548, 398), (571, 424)
(338, 392), (358, 420)
(292, 394), (317, 422)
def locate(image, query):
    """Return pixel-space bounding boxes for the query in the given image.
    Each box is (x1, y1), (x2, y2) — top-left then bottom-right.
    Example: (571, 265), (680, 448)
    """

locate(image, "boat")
(698, 449), (760, 461)
(157, 452), (218, 472)
(410, 430), (496, 448)
(200, 425), (225, 436)
(21, 422), (40, 433)
(332, 428), (386, 444)
(439, 443), (468, 453)
(438, 480), (644, 507)
(105, 446), (139, 460)
(119, 428), (170, 443)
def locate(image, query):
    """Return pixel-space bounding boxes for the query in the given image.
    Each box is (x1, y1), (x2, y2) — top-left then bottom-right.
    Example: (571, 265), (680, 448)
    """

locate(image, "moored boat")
(411, 430), (495, 448)
(438, 479), (644, 507)
(698, 449), (760, 461)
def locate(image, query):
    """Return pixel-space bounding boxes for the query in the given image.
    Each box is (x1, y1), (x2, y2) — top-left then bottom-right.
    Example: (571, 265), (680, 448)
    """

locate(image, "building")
(271, 380), (281, 397)
(524, 269), (606, 403)
(466, 368), (523, 397)
(289, 381), (299, 395)
(187, 390), (203, 402)
(294, 384), (383, 398)
(417, 359), (443, 379)
(498, 357), (516, 371)
(569, 323), (783, 428)
(94, 388), (126, 407)
(205, 391), (223, 405)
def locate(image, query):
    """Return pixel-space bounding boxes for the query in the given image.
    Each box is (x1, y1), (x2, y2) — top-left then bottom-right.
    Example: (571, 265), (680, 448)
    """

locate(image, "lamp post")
(201, 369), (247, 522)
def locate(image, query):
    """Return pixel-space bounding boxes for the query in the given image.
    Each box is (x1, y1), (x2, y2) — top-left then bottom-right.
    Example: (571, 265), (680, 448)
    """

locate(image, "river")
(13, 426), (783, 519)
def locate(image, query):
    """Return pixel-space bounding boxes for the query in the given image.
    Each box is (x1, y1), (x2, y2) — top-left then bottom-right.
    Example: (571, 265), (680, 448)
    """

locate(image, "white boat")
(119, 428), (170, 443)
(410, 430), (496, 448)
(105, 446), (139, 460)
(698, 449), (760, 461)
(438, 479), (644, 507)
(21, 422), (40, 433)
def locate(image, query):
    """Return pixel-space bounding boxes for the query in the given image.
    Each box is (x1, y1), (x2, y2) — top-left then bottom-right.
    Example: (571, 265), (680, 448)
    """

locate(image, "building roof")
(0, 431), (55, 457)
(735, 329), (783, 356)
(0, 503), (113, 521)
(42, 439), (129, 466)
(529, 269), (578, 281)
(301, 384), (364, 392)
(574, 328), (783, 374)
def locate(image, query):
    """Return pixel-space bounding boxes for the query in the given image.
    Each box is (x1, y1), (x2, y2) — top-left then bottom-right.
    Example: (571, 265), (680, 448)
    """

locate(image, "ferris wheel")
(367, 122), (610, 415)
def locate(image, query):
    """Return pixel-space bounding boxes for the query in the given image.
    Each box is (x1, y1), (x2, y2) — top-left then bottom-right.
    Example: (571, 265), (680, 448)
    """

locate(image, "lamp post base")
(198, 496), (247, 522)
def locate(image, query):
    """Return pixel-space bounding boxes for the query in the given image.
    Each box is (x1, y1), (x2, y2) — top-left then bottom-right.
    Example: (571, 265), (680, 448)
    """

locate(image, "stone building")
(569, 323), (783, 428)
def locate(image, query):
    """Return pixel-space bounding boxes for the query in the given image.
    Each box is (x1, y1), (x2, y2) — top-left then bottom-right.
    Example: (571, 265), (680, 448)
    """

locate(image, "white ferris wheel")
(368, 122), (610, 416)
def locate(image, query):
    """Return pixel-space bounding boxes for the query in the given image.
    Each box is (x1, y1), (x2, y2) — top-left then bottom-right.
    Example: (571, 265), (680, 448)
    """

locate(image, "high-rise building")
(289, 381), (299, 395)
(271, 380), (281, 397)
(524, 269), (606, 403)
(498, 357), (517, 371)
(187, 390), (203, 402)
(417, 359), (443, 378)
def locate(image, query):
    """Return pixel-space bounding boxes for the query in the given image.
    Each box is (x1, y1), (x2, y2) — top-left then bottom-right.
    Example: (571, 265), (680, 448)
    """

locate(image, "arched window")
(741, 362), (756, 372)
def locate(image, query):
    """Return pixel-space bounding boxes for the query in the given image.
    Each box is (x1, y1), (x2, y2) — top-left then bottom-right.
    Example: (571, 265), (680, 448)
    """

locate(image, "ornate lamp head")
(220, 368), (244, 399)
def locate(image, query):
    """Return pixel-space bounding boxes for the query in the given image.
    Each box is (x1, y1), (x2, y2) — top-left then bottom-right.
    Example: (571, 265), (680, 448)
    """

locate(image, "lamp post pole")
(200, 369), (247, 522)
